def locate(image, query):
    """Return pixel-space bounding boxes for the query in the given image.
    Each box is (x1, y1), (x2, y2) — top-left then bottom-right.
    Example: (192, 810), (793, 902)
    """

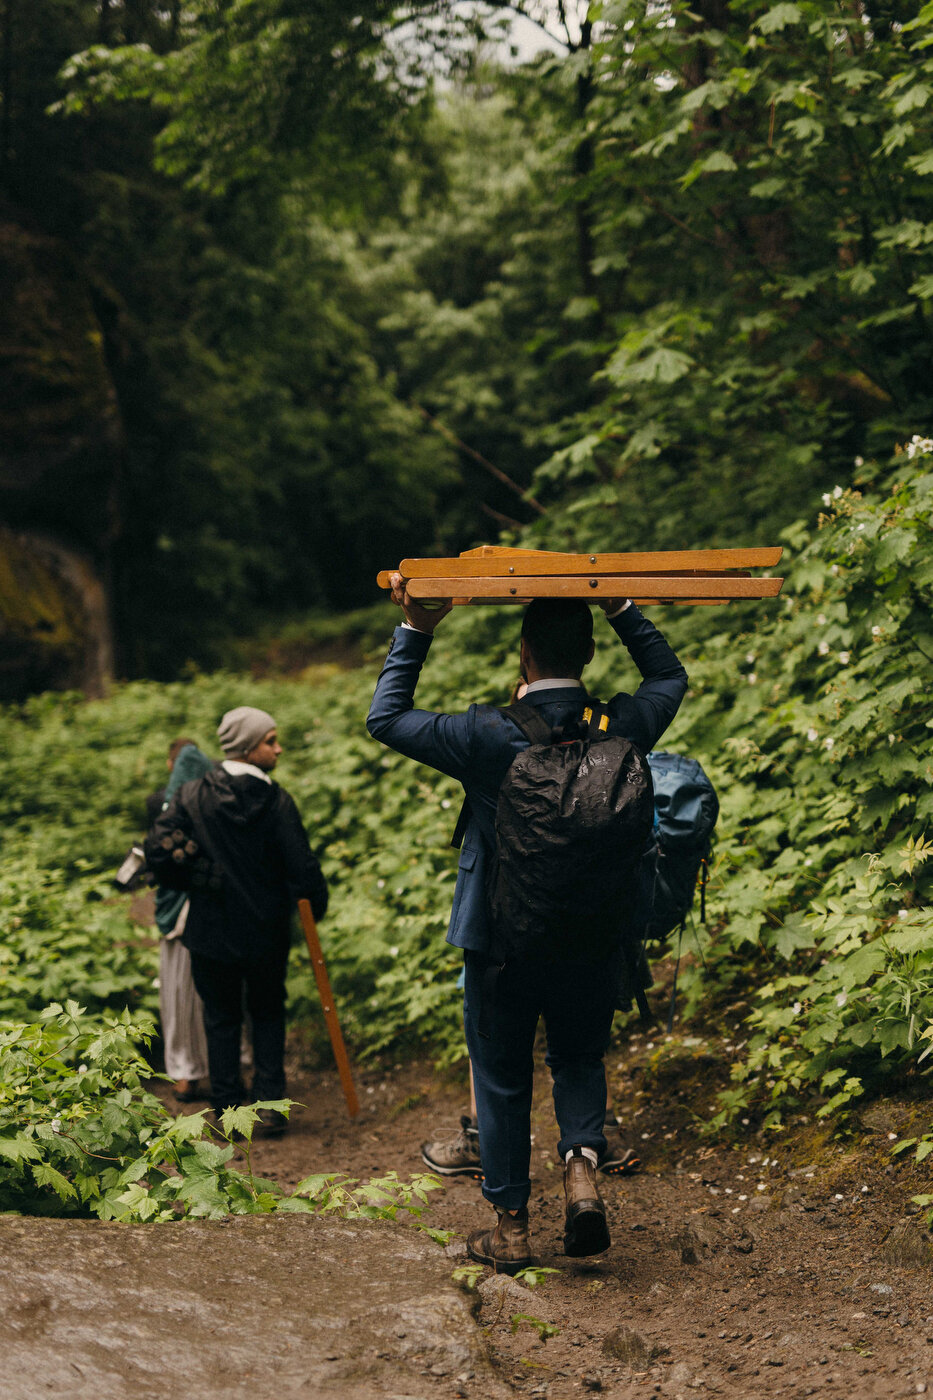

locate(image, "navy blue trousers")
(463, 949), (617, 1211)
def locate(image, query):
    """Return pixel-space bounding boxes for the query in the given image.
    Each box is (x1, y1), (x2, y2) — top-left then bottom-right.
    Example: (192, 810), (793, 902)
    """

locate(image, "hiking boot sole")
(563, 1203), (611, 1258)
(598, 1148), (641, 1177)
(420, 1149), (484, 1180)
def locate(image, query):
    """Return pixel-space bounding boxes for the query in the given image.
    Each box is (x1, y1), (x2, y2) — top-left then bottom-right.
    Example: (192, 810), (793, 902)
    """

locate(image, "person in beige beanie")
(147, 706), (327, 1136)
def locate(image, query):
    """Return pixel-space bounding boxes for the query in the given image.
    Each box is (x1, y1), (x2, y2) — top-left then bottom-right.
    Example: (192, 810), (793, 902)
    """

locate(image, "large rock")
(0, 1213), (505, 1399)
(0, 526), (112, 698)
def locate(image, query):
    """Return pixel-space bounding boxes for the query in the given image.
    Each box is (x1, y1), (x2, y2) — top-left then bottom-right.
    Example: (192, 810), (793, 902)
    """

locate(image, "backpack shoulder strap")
(581, 697), (611, 738)
(496, 700), (555, 746)
(450, 701), (555, 849)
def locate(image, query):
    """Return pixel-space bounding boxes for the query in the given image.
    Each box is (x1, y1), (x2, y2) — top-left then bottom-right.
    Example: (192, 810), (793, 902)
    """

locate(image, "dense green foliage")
(0, 1000), (444, 1222)
(3, 1), (933, 1176)
(5, 1), (932, 675)
(3, 443), (933, 1133)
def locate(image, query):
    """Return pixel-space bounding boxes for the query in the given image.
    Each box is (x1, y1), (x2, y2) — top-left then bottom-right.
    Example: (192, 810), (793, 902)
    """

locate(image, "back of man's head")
(521, 599), (594, 678)
(168, 736), (197, 766)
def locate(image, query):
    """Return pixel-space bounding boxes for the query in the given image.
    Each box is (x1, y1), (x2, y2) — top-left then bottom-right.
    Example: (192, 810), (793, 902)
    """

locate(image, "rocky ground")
(140, 1030), (933, 1400)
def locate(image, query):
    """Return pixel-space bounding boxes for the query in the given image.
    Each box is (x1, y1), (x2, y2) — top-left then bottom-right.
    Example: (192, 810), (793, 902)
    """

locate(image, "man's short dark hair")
(168, 736), (198, 765)
(521, 599), (593, 677)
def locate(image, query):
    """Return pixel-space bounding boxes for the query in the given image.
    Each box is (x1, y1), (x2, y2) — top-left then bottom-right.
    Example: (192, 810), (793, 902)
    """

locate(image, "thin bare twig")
(411, 402), (546, 515)
(480, 501), (526, 530)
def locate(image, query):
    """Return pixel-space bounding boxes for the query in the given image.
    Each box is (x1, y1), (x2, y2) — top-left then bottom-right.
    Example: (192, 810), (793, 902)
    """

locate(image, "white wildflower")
(898, 909), (909, 920)
(831, 564), (839, 576)
(835, 991), (848, 1008)
(746, 652), (756, 664)
(792, 1001), (802, 1014)
(818, 640), (830, 655)
(152, 977), (161, 989)
(817, 613), (827, 625)
(804, 858), (813, 867)
(377, 879), (385, 889)
(389, 945), (399, 957)
(441, 798), (452, 809)
(833, 485), (843, 498)
(856, 523), (865, 531)
(871, 625), (881, 637)
(747, 673), (757, 685)
(888, 733), (896, 745)
(888, 1132), (897, 1141)
(807, 728), (819, 742)
(854, 456), (864, 467)
(50, 1118), (62, 1132)
(839, 650), (850, 664)
(78, 1064), (87, 1075)
(824, 737), (834, 750)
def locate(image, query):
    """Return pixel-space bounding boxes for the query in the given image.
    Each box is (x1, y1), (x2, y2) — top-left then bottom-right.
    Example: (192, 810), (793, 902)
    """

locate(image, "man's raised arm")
(366, 574), (473, 782)
(601, 598), (689, 752)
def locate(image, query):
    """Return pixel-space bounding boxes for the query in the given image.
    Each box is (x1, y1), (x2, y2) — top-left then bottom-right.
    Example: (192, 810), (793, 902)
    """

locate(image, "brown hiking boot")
(421, 1116), (483, 1179)
(563, 1147), (611, 1257)
(467, 1206), (532, 1275)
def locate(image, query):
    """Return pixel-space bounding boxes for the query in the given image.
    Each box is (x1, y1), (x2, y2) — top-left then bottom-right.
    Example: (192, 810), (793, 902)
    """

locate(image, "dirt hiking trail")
(6, 1037), (933, 1400)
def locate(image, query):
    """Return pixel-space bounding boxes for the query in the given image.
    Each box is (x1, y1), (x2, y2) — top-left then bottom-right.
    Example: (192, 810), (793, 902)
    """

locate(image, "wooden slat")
(397, 547), (783, 578)
(378, 568), (752, 589)
(408, 575), (783, 600)
(456, 597), (731, 607)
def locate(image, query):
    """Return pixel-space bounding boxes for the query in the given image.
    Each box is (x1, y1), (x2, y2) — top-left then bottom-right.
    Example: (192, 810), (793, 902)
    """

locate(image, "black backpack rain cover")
(488, 702), (654, 963)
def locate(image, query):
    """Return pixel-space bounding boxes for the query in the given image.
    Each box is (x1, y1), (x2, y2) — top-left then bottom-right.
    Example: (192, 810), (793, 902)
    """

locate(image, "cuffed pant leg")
(244, 948), (288, 1103)
(189, 953), (245, 1113)
(463, 951), (540, 1212)
(542, 958), (618, 1160)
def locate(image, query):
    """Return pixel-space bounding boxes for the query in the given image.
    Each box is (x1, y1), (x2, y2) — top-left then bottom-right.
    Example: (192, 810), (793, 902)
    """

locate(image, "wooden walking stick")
(297, 899), (360, 1119)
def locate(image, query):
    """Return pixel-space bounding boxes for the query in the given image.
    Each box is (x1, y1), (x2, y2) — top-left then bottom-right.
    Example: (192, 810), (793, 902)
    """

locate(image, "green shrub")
(0, 1001), (442, 1224)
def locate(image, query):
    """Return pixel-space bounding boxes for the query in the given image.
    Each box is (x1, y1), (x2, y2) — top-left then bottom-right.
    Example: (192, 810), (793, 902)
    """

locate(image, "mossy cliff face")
(0, 219), (118, 697)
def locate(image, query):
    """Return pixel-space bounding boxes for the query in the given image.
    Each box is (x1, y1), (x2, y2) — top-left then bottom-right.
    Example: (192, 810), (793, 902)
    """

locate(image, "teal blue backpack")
(633, 751), (719, 1030)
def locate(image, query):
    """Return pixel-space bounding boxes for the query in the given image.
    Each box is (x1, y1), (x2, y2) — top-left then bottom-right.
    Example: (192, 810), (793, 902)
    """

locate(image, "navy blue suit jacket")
(366, 605), (688, 955)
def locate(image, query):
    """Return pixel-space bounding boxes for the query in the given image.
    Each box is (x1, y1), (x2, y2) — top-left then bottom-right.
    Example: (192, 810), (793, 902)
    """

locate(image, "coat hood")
(191, 765), (279, 826)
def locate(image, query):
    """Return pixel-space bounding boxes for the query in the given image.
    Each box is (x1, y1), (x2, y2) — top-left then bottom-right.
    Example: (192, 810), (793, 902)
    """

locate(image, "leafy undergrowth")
(1, 440), (933, 1140)
(0, 1001), (443, 1224)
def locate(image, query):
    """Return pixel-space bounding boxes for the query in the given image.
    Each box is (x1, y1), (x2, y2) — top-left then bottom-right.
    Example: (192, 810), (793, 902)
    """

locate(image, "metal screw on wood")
(589, 578), (598, 588)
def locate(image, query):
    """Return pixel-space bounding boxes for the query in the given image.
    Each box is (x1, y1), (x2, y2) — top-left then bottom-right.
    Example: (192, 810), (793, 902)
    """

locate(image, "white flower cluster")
(821, 485), (845, 506)
(906, 435), (933, 459)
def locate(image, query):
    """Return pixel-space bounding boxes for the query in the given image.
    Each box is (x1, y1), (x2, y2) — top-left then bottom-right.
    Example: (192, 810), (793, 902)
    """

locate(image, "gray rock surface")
(0, 1214), (503, 1400)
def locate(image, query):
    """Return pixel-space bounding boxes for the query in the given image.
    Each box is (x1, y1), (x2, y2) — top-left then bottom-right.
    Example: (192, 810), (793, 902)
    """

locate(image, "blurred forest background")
(3, 0), (931, 690)
(3, 2), (933, 1216)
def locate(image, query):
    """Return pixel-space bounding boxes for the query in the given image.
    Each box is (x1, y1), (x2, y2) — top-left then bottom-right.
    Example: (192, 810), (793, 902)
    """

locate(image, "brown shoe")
(421, 1116), (483, 1179)
(563, 1147), (610, 1257)
(598, 1118), (641, 1177)
(467, 1206), (532, 1275)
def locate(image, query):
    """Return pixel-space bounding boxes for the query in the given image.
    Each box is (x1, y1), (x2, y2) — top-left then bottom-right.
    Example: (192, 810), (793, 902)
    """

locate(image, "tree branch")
(411, 402), (546, 515)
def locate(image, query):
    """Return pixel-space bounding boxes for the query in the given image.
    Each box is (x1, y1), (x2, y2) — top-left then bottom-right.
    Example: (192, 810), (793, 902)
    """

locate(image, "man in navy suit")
(367, 574), (688, 1272)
